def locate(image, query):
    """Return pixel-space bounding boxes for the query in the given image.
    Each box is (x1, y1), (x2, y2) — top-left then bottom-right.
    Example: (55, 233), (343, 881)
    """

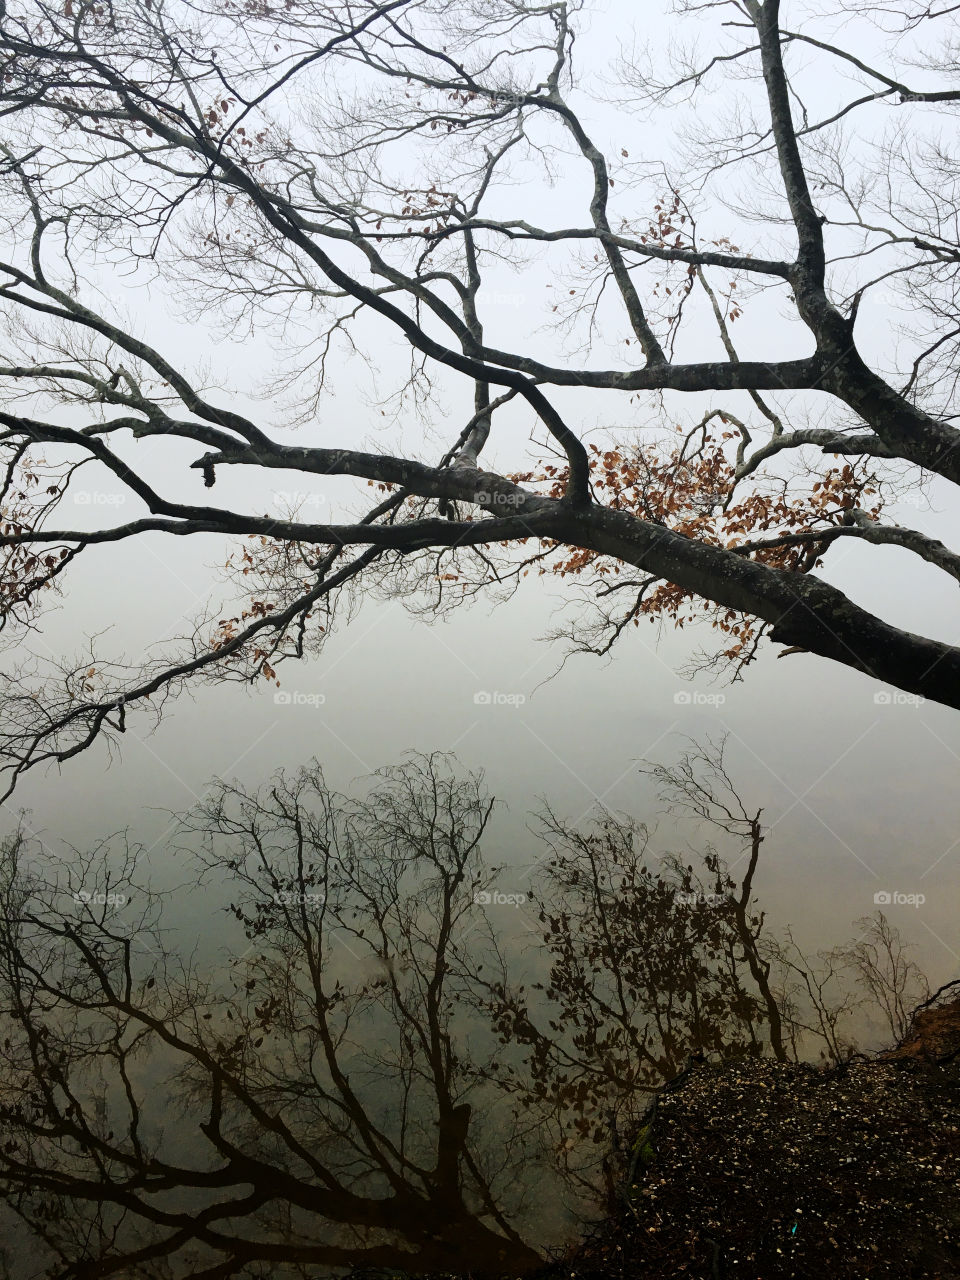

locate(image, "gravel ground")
(547, 1002), (960, 1279)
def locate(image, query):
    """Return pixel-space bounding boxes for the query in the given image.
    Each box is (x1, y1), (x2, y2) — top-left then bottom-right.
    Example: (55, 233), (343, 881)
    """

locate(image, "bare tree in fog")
(762, 928), (863, 1065)
(0, 1), (959, 798)
(763, 912), (931, 1064)
(841, 913), (930, 1044)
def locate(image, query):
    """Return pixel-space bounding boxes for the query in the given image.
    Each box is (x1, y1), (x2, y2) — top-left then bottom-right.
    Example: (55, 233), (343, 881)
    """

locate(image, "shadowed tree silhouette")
(0, 755), (543, 1278)
(0, 746), (934, 1277)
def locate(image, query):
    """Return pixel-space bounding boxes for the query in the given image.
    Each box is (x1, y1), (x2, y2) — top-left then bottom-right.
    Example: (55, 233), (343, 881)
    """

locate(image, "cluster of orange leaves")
(209, 535), (332, 681)
(511, 426), (881, 661)
(637, 193), (744, 321)
(207, 427), (880, 674)
(210, 597), (279, 678)
(0, 469), (70, 617)
(209, 541), (284, 677)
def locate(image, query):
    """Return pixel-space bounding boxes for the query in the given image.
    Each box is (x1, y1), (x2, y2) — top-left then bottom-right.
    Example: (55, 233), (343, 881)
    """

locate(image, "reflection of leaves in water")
(0, 746), (929, 1277)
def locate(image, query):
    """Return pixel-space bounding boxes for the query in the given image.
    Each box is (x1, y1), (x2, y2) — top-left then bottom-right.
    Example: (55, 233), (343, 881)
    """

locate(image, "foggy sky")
(2, 0), (958, 999)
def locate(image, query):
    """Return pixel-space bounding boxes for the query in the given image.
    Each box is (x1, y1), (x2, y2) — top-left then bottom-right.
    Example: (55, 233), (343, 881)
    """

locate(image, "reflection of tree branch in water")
(0, 747), (932, 1277)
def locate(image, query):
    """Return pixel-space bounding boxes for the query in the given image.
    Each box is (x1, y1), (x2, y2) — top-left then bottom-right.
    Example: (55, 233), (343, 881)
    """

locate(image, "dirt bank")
(548, 995), (960, 1279)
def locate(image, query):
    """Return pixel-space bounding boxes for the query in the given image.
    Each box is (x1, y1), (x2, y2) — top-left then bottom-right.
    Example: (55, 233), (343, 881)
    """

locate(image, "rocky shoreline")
(546, 995), (960, 1279)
